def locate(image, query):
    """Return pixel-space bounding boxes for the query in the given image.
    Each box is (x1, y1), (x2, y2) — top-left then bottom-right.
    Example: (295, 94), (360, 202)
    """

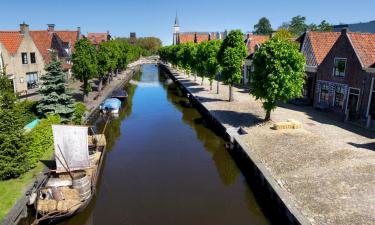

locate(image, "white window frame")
(333, 58), (347, 77)
(345, 87), (360, 112)
(333, 85), (346, 109)
(318, 82), (330, 103)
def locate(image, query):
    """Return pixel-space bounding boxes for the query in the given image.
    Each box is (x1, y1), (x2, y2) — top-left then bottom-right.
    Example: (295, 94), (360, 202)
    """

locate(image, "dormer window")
(21, 52), (28, 64)
(333, 58), (346, 77)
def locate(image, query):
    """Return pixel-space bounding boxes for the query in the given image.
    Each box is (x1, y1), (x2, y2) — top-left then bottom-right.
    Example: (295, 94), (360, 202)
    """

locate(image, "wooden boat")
(111, 89), (128, 101)
(31, 125), (107, 224)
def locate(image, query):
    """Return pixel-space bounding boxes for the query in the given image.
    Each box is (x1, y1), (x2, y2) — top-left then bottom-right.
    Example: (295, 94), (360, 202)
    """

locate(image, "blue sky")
(0, 0), (374, 45)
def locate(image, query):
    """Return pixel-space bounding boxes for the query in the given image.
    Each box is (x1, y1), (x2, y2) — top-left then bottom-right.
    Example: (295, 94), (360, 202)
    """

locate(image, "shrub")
(0, 109), (29, 180)
(26, 115), (61, 168)
(14, 100), (38, 125)
(72, 102), (87, 125)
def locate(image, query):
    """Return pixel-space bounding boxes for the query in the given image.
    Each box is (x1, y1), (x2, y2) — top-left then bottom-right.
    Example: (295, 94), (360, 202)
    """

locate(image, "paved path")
(166, 64), (375, 225)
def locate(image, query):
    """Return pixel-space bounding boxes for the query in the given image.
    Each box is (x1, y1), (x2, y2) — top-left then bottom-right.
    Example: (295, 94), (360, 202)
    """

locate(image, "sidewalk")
(168, 66), (375, 225)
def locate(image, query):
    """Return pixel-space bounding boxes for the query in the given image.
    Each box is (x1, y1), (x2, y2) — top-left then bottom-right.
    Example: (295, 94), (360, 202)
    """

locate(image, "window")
(21, 52), (28, 64)
(320, 83), (329, 103)
(30, 52), (36, 64)
(334, 85), (345, 108)
(333, 58), (346, 77)
(26, 72), (38, 89)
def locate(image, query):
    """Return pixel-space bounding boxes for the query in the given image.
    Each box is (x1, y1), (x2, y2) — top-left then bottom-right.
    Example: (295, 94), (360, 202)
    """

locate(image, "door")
(347, 88), (360, 115)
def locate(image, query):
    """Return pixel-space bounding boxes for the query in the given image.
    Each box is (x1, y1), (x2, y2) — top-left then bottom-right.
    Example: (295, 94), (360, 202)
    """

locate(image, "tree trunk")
(229, 85), (234, 102)
(194, 73), (197, 81)
(217, 80), (220, 94)
(265, 110), (271, 121)
(210, 80), (213, 90)
(98, 77), (103, 96)
(201, 77), (204, 85)
(83, 79), (88, 103)
(116, 69), (119, 77)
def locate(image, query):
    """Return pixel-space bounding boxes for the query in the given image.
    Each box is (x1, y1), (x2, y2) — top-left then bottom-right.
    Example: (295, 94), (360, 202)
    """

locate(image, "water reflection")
(60, 64), (269, 225)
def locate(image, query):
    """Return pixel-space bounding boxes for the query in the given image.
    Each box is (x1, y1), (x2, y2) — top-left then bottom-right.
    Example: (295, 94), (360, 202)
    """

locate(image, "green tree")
(0, 108), (29, 180)
(289, 15), (308, 36)
(97, 41), (111, 94)
(252, 38), (306, 121)
(196, 41), (208, 84)
(217, 30), (247, 101)
(0, 68), (16, 109)
(205, 40), (221, 90)
(274, 29), (294, 39)
(37, 56), (75, 122)
(318, 20), (333, 31)
(254, 17), (273, 35)
(72, 39), (98, 102)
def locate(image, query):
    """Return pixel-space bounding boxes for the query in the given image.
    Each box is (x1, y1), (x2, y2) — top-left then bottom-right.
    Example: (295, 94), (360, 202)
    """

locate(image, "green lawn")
(0, 148), (53, 222)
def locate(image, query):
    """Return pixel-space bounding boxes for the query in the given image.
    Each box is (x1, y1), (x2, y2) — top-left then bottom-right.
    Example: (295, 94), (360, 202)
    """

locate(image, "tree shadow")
(278, 102), (375, 139)
(211, 110), (263, 127)
(348, 142), (375, 151)
(196, 96), (226, 103)
(188, 87), (206, 93)
(72, 92), (84, 102)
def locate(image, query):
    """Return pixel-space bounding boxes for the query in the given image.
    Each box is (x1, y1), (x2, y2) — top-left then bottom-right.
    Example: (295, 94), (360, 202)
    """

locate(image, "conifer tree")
(37, 55), (75, 122)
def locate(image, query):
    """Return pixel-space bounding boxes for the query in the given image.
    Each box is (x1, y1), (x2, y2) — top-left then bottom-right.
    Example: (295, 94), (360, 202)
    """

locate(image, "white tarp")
(52, 125), (89, 173)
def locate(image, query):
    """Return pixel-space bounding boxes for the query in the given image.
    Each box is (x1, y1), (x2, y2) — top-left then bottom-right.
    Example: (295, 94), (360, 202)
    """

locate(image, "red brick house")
(298, 31), (340, 104)
(314, 29), (375, 121)
(87, 32), (110, 47)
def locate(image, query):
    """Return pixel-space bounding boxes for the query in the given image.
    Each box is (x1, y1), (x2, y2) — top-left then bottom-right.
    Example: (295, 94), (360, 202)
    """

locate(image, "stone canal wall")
(160, 63), (308, 225)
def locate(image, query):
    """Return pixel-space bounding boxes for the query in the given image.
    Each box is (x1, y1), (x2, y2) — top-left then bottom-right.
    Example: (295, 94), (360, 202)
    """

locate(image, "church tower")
(173, 14), (180, 45)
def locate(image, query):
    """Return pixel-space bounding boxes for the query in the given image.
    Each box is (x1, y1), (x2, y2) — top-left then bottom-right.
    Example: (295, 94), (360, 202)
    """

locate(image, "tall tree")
(205, 40), (221, 90)
(0, 68), (16, 109)
(254, 17), (273, 35)
(274, 29), (294, 40)
(318, 20), (333, 31)
(0, 69), (29, 180)
(72, 39), (98, 102)
(252, 38), (306, 121)
(37, 55), (76, 122)
(97, 41), (111, 94)
(288, 15), (308, 36)
(217, 30), (247, 101)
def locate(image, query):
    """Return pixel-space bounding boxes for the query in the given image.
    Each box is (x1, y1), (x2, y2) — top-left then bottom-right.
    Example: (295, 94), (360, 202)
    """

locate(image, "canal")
(64, 64), (270, 225)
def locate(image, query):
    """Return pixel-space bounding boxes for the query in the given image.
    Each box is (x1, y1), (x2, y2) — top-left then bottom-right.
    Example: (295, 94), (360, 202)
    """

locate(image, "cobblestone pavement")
(167, 65), (375, 225)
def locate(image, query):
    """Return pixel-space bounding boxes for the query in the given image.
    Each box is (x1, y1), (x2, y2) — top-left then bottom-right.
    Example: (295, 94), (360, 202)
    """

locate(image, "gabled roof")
(245, 34), (269, 54)
(29, 31), (55, 64)
(179, 32), (225, 44)
(87, 32), (108, 45)
(301, 32), (341, 67)
(347, 32), (375, 68)
(55, 31), (79, 50)
(0, 31), (24, 55)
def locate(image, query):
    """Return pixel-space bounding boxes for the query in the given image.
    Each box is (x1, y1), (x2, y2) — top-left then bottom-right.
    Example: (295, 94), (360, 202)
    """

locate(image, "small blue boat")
(100, 98), (122, 114)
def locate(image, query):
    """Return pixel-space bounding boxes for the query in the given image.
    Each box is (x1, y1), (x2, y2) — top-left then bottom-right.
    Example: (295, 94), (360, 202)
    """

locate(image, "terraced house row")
(0, 23), (110, 95)
(243, 29), (375, 126)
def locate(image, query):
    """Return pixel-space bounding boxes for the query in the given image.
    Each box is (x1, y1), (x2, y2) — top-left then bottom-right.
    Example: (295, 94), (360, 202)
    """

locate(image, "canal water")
(63, 64), (269, 225)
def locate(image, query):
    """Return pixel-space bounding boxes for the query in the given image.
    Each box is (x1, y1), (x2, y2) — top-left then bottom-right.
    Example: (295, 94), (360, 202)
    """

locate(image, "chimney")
(341, 27), (349, 35)
(47, 24), (55, 33)
(20, 22), (29, 35)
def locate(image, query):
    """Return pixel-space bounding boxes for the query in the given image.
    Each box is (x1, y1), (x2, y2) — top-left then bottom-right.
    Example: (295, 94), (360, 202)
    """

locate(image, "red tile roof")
(55, 31), (79, 50)
(87, 32), (108, 45)
(246, 34), (269, 54)
(302, 32), (341, 66)
(0, 31), (24, 55)
(348, 32), (375, 68)
(179, 32), (224, 44)
(29, 31), (54, 64)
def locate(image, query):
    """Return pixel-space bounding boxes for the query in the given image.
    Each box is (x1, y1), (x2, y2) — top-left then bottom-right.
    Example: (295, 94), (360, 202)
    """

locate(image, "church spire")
(174, 13), (179, 27)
